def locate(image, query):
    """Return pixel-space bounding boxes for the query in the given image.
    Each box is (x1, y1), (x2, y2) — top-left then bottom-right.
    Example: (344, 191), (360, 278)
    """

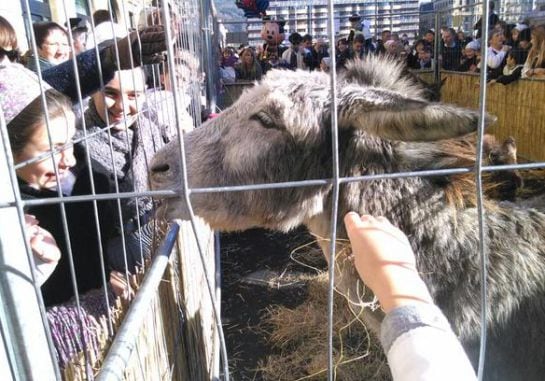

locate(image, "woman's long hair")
(239, 47), (260, 79)
(526, 25), (545, 69)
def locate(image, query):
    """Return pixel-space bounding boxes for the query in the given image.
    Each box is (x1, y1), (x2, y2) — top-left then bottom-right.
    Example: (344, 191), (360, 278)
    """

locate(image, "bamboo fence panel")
(63, 220), (216, 381)
(419, 71), (545, 162)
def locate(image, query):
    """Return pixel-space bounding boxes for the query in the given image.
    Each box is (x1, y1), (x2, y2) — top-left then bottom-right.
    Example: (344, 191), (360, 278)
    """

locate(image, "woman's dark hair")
(32, 22), (67, 48)
(93, 9), (116, 25)
(8, 89), (73, 156)
(519, 27), (531, 43)
(0, 16), (19, 62)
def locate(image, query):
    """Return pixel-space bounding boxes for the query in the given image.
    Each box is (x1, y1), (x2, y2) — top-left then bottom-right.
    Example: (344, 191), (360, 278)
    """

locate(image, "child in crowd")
(458, 40), (480, 72)
(25, 22), (70, 73)
(511, 23), (528, 48)
(319, 57), (331, 73)
(221, 47), (238, 68)
(489, 51), (523, 85)
(0, 64), (116, 306)
(344, 212), (477, 381)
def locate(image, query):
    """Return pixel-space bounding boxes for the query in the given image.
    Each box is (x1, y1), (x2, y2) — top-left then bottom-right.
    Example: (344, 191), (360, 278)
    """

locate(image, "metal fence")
(1, 0), (545, 380)
(1, 0), (222, 379)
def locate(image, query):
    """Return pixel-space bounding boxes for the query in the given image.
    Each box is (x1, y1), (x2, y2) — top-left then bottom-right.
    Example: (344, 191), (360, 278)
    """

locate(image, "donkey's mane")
(433, 135), (508, 208)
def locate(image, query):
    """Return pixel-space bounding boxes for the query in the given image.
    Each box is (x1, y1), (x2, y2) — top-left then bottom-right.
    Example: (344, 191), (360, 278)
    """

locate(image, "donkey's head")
(150, 57), (492, 231)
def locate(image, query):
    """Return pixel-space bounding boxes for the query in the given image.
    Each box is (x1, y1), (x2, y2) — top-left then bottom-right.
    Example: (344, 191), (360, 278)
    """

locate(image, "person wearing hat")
(281, 32), (307, 70)
(0, 63), (117, 306)
(458, 39), (480, 72)
(347, 13), (363, 44)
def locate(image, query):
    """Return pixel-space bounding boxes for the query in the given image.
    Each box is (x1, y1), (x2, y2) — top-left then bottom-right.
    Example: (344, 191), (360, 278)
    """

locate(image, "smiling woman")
(11, 92), (76, 191)
(26, 21), (70, 73)
(81, 67), (173, 273)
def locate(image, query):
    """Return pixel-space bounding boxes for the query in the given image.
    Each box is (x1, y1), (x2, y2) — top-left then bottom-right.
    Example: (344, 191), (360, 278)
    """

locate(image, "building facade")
(432, 0), (538, 35)
(419, 1), (435, 36)
(245, 0), (420, 46)
(3, 0), (143, 52)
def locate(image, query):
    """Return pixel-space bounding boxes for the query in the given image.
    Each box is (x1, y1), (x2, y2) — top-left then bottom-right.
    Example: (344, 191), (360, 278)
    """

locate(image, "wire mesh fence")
(1, 0), (545, 380)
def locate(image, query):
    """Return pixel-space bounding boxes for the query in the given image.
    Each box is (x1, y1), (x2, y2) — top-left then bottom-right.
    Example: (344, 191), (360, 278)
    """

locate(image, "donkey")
(150, 57), (545, 381)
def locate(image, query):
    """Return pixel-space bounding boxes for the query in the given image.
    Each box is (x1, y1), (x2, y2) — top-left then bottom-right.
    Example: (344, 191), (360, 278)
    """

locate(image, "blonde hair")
(526, 25), (545, 69)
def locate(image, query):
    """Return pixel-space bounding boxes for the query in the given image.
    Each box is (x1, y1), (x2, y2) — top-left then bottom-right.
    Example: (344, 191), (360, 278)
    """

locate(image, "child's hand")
(344, 212), (433, 313)
(24, 214), (60, 285)
(25, 215), (60, 264)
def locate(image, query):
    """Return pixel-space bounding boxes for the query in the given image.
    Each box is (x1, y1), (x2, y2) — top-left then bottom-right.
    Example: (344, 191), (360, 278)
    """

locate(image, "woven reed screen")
(419, 71), (545, 162)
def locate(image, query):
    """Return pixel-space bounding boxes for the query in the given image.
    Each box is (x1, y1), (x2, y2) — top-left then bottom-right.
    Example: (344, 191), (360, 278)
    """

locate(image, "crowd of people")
(220, 6), (545, 88)
(0, 9), (173, 311)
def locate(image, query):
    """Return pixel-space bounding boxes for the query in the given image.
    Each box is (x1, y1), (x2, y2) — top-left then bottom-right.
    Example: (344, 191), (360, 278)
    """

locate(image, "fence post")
(200, 0), (217, 112)
(0, 111), (58, 380)
(434, 11), (441, 85)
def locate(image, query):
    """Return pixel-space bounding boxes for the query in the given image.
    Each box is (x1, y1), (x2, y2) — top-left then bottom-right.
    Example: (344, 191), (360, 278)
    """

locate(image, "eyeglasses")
(42, 42), (70, 48)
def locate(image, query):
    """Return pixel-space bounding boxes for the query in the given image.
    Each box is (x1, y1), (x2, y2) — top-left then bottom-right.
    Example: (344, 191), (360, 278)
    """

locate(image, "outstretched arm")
(344, 212), (477, 381)
(42, 26), (167, 102)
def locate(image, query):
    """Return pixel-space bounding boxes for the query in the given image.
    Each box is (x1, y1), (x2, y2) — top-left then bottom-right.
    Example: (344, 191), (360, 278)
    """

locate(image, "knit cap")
(0, 62), (51, 124)
(466, 40), (481, 51)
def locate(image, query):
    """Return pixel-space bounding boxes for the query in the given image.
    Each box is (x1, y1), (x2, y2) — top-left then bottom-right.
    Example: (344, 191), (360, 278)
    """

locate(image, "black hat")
(66, 17), (87, 31)
(349, 14), (361, 22)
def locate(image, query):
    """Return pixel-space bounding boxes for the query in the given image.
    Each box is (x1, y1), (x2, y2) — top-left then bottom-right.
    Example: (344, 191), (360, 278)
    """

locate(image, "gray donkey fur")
(150, 57), (545, 381)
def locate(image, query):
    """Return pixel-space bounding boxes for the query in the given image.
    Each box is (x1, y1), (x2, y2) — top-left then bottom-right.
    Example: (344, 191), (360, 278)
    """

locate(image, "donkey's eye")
(252, 111), (276, 129)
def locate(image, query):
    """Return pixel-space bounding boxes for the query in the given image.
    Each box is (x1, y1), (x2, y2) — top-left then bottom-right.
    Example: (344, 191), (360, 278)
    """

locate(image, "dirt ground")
(220, 227), (322, 380)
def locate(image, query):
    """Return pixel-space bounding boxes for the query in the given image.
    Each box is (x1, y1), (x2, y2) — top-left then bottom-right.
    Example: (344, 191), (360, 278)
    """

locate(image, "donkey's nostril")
(151, 163), (170, 174)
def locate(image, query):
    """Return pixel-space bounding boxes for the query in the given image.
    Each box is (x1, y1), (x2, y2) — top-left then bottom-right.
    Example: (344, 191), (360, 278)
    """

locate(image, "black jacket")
(20, 145), (116, 306)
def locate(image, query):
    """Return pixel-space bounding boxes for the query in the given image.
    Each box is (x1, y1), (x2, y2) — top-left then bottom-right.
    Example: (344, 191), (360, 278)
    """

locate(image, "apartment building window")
(21, 0), (51, 22)
(75, 0), (90, 19)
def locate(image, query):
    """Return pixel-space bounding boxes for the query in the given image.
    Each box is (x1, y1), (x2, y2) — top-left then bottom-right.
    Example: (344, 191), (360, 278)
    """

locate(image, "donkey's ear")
(338, 85), (495, 141)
